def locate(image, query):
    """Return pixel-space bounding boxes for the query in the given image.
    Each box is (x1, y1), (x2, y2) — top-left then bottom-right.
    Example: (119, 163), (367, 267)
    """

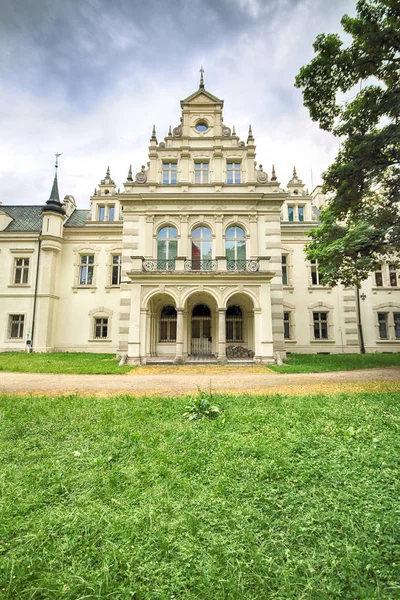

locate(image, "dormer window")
(195, 121), (208, 132)
(98, 206), (105, 221)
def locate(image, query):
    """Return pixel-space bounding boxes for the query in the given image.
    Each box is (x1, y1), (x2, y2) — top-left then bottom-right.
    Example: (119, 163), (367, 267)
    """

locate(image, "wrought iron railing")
(184, 259), (218, 272)
(142, 259), (175, 271)
(227, 259), (260, 272)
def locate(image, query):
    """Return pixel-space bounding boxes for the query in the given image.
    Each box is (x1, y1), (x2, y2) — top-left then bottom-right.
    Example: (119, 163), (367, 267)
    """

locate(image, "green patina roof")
(1, 206), (90, 231)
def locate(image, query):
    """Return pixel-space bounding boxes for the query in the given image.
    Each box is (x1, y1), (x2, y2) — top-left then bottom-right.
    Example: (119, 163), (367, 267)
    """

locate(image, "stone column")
(139, 308), (148, 364)
(174, 308), (184, 364)
(217, 308), (227, 362)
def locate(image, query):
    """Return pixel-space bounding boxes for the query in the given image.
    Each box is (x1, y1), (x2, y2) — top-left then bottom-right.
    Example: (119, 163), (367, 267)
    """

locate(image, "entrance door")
(191, 304), (212, 355)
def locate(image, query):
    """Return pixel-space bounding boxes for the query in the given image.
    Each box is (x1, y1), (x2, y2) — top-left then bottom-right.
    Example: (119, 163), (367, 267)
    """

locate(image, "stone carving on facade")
(135, 165), (147, 184)
(239, 141), (245, 147)
(172, 124), (182, 137)
(158, 142), (166, 148)
(222, 126), (231, 137)
(190, 94), (214, 104)
(257, 165), (268, 184)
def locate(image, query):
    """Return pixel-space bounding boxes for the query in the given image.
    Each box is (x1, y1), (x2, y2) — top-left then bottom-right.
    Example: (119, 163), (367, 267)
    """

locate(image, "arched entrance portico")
(191, 304), (212, 355)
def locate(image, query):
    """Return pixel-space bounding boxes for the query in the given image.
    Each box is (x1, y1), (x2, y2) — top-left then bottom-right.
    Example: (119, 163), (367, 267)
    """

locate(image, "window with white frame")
(194, 162), (209, 184)
(298, 206), (305, 222)
(226, 226), (246, 268)
(94, 318), (108, 339)
(282, 255), (288, 285)
(162, 162), (177, 184)
(8, 314), (25, 339)
(313, 312), (328, 339)
(226, 162), (241, 184)
(226, 305), (243, 342)
(310, 260), (323, 285)
(98, 206), (105, 221)
(288, 206), (294, 222)
(79, 255), (94, 285)
(394, 313), (400, 339)
(284, 311), (291, 339)
(389, 264), (398, 287)
(111, 255), (122, 285)
(159, 306), (177, 342)
(377, 312), (388, 339)
(157, 226), (178, 268)
(14, 258), (30, 284)
(108, 205), (115, 222)
(374, 268), (384, 287)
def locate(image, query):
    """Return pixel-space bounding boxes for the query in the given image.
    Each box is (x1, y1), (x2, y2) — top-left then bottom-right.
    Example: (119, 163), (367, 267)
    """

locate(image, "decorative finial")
(55, 152), (62, 169)
(247, 124), (254, 143)
(199, 65), (205, 89)
(127, 165), (133, 182)
(271, 164), (277, 181)
(168, 125), (172, 136)
(293, 166), (297, 178)
(106, 166), (111, 178)
(93, 188), (97, 196)
(151, 124), (157, 142)
(232, 125), (236, 135)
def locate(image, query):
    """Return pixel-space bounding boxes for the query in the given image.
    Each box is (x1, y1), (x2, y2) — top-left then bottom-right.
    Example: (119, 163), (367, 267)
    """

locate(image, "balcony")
(140, 258), (261, 272)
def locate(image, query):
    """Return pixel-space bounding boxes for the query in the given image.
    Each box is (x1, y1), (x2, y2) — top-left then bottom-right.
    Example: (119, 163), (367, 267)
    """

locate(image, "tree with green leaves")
(295, 0), (400, 288)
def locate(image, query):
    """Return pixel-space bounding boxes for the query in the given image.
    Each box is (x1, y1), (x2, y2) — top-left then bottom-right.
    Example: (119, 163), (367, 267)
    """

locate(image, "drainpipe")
(356, 285), (365, 354)
(30, 233), (42, 351)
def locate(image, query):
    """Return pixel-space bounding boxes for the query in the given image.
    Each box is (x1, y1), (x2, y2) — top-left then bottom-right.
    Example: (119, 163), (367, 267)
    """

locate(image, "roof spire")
(151, 124), (157, 143)
(42, 152), (65, 215)
(271, 164), (277, 181)
(127, 165), (133, 182)
(293, 166), (297, 178)
(232, 124), (236, 135)
(247, 124), (254, 143)
(106, 166), (111, 178)
(168, 125), (172, 136)
(199, 65), (205, 89)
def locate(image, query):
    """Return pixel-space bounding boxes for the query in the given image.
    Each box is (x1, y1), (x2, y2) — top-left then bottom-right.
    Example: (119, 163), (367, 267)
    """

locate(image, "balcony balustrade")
(227, 260), (260, 272)
(141, 258), (261, 272)
(142, 259), (175, 271)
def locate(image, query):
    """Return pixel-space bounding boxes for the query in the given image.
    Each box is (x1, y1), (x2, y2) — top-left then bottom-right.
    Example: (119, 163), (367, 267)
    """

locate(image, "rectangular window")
(226, 162), (241, 184)
(394, 313), (400, 339)
(194, 162), (209, 184)
(313, 312), (328, 339)
(378, 313), (388, 339)
(79, 255), (94, 285)
(374, 269), (383, 286)
(94, 318), (108, 339)
(111, 255), (121, 285)
(389, 264), (397, 287)
(284, 312), (291, 339)
(108, 205), (115, 222)
(14, 258), (30, 284)
(298, 206), (304, 222)
(288, 206), (294, 222)
(311, 260), (321, 285)
(98, 206), (105, 222)
(162, 162), (177, 184)
(282, 255), (288, 285)
(8, 314), (24, 339)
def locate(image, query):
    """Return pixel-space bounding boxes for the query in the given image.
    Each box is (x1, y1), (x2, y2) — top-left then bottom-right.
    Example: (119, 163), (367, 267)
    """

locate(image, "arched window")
(225, 226), (246, 270)
(159, 305), (177, 342)
(226, 305), (243, 342)
(157, 226), (177, 269)
(191, 226), (212, 270)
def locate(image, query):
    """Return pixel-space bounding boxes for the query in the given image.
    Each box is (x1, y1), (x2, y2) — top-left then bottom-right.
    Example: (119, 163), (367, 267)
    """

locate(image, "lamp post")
(356, 286), (366, 354)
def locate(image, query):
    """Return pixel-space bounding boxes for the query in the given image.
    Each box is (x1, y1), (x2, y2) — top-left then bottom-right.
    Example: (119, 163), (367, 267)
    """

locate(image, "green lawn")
(1, 391), (399, 599)
(269, 352), (400, 373)
(0, 352), (132, 374)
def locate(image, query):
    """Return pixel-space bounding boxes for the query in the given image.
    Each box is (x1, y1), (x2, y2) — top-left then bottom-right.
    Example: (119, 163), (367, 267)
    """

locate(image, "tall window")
(311, 260), (322, 285)
(157, 226), (177, 268)
(298, 206), (304, 222)
(378, 313), (388, 339)
(108, 205), (115, 222)
(111, 255), (121, 285)
(374, 268), (383, 286)
(191, 226), (212, 269)
(162, 162), (177, 184)
(14, 258), (30, 284)
(226, 226), (246, 268)
(9, 314), (24, 339)
(313, 312), (328, 339)
(389, 264), (398, 287)
(94, 318), (108, 339)
(79, 255), (94, 285)
(226, 306), (243, 342)
(282, 256), (288, 285)
(394, 313), (400, 339)
(159, 306), (177, 342)
(226, 162), (241, 184)
(194, 162), (209, 184)
(284, 312), (291, 339)
(98, 206), (105, 221)
(288, 206), (294, 222)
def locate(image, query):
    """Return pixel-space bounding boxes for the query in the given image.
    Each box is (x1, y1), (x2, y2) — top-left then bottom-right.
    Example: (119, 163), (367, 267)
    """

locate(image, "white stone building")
(1, 77), (399, 362)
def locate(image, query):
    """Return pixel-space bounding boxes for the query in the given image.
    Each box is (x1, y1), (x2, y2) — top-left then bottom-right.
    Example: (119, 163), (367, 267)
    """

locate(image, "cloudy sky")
(0, 0), (357, 207)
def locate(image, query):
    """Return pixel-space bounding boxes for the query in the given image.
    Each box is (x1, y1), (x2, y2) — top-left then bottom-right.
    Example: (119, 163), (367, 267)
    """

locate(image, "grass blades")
(0, 391), (399, 599)
(269, 352), (400, 373)
(0, 352), (133, 374)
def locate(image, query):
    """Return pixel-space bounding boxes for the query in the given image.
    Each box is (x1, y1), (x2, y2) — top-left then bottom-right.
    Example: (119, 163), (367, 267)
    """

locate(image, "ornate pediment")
(181, 88), (224, 108)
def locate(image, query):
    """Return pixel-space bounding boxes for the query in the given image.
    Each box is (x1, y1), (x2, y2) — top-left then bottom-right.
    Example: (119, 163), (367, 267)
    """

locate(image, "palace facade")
(1, 78), (399, 363)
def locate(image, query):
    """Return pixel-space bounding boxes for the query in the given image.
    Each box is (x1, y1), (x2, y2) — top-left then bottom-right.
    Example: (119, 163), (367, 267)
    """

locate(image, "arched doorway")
(191, 304), (212, 355)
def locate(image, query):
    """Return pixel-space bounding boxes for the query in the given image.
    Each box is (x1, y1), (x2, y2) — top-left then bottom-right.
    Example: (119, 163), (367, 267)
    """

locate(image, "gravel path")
(1, 367), (399, 397)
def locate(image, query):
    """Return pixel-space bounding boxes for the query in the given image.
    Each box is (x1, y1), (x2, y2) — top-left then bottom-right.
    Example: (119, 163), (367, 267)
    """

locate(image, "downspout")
(356, 285), (366, 354)
(30, 232), (42, 351)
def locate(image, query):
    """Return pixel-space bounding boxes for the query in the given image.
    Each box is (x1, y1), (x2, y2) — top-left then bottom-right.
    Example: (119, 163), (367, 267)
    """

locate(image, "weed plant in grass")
(0, 391), (399, 599)
(0, 352), (133, 374)
(268, 352), (400, 373)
